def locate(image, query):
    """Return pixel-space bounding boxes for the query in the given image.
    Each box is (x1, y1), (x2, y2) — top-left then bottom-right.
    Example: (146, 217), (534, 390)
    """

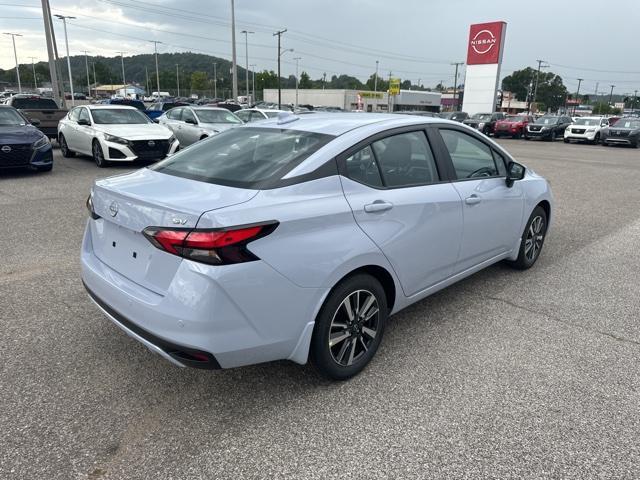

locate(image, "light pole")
(92, 62), (96, 90)
(374, 60), (379, 92)
(230, 0), (238, 101)
(54, 15), (76, 105)
(240, 30), (254, 100)
(451, 62), (464, 112)
(29, 56), (38, 90)
(82, 51), (90, 96)
(149, 40), (162, 96)
(609, 85), (615, 106)
(249, 63), (256, 103)
(293, 56), (301, 108)
(634, 90), (638, 114)
(4, 33), (23, 93)
(116, 51), (126, 85)
(273, 29), (287, 109)
(213, 62), (218, 99)
(175, 64), (180, 97)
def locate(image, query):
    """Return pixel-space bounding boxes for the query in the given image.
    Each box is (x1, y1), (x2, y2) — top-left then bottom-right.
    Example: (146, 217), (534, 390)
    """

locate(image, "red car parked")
(494, 114), (534, 139)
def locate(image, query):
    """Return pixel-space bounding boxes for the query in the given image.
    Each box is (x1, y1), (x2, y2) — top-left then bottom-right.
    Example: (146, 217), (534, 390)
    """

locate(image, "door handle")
(465, 194), (482, 205)
(364, 200), (393, 213)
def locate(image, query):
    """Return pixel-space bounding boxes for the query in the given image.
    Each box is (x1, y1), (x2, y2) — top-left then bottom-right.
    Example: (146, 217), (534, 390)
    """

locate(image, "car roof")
(86, 104), (137, 110)
(245, 112), (444, 136)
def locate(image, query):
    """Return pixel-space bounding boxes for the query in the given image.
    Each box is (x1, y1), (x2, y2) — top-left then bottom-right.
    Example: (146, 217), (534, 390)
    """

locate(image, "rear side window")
(150, 127), (334, 188)
(371, 131), (439, 187)
(440, 129), (499, 179)
(11, 98), (59, 109)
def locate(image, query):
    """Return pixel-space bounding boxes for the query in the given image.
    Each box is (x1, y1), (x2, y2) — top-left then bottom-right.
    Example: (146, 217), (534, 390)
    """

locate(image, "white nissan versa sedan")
(58, 105), (179, 167)
(82, 113), (553, 380)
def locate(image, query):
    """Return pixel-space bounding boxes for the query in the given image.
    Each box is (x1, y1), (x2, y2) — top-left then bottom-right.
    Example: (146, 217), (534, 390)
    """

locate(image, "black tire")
(513, 131), (522, 139)
(92, 140), (108, 168)
(633, 138), (639, 149)
(524, 136), (530, 141)
(563, 138), (570, 143)
(591, 133), (600, 145)
(549, 131), (557, 142)
(59, 134), (75, 158)
(507, 206), (548, 270)
(310, 274), (387, 380)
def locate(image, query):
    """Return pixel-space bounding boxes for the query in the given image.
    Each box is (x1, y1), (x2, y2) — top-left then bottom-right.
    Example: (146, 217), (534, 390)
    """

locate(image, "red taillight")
(142, 223), (276, 265)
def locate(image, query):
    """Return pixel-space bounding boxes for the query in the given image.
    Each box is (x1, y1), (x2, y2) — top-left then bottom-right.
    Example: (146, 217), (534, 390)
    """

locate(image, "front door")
(437, 128), (524, 273)
(339, 129), (463, 296)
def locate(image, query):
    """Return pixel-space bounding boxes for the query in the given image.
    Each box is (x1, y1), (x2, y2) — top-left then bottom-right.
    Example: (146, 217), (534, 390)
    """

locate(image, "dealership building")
(263, 89), (441, 112)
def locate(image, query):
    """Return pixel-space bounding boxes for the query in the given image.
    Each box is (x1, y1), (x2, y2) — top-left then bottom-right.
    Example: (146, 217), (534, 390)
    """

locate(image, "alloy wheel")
(524, 215), (545, 262)
(328, 289), (380, 367)
(93, 142), (104, 167)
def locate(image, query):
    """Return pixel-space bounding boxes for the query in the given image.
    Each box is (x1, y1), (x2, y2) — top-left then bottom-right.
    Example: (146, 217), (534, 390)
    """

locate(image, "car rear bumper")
(80, 222), (326, 369)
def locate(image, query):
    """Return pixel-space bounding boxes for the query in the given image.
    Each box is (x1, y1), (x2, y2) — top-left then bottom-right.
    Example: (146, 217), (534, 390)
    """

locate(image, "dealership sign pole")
(461, 21), (507, 116)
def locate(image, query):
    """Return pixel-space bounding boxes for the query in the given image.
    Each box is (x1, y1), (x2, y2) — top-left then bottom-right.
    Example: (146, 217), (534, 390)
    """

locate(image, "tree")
(190, 71), (208, 91)
(299, 71), (312, 89)
(592, 103), (613, 114)
(502, 67), (568, 111)
(364, 73), (388, 92)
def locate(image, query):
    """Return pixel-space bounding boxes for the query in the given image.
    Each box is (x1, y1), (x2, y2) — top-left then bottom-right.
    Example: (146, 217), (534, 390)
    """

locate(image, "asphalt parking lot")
(1, 139), (640, 479)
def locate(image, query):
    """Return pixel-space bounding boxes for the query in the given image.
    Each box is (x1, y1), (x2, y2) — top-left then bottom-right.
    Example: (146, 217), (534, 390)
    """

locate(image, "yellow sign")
(359, 91), (384, 99)
(389, 78), (401, 96)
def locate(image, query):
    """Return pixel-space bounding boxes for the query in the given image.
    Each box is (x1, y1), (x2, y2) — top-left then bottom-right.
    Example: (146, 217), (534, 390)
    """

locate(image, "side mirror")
(185, 117), (197, 125)
(77, 118), (90, 126)
(30, 118), (41, 126)
(506, 161), (526, 187)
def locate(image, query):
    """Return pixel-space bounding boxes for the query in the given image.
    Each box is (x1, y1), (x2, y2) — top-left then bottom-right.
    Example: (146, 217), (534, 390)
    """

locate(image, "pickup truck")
(5, 95), (67, 139)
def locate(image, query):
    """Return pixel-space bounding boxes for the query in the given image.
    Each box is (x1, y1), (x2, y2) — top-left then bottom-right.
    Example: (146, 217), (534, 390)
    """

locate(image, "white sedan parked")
(158, 106), (243, 147)
(58, 105), (179, 167)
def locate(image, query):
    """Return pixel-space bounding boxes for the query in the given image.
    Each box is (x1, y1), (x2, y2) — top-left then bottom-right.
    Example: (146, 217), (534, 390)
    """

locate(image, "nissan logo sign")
(470, 29), (497, 55)
(147, 140), (156, 147)
(109, 201), (119, 217)
(1, 145), (11, 153)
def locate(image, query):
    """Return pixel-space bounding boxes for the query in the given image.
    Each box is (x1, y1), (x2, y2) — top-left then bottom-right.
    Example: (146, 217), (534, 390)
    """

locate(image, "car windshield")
(0, 108), (26, 126)
(91, 108), (151, 124)
(195, 109), (243, 124)
(535, 116), (558, 125)
(508, 116), (527, 122)
(471, 113), (492, 120)
(11, 97), (59, 109)
(613, 119), (640, 129)
(574, 118), (601, 126)
(150, 127), (334, 188)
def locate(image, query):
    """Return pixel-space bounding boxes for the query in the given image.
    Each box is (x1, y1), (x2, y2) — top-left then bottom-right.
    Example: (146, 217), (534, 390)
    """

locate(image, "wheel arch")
(332, 264), (397, 313)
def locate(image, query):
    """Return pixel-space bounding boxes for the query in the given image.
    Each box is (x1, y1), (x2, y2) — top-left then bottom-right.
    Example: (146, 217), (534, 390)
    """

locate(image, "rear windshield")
(91, 109), (151, 124)
(150, 127), (334, 188)
(11, 98), (59, 109)
(162, 102), (186, 111)
(110, 100), (145, 110)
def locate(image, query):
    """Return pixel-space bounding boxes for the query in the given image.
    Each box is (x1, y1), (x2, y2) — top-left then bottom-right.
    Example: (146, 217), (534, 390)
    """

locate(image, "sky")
(2, 0), (640, 95)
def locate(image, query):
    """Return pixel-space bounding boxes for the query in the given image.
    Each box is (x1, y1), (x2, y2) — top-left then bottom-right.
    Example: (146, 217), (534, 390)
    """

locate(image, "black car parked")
(525, 115), (572, 141)
(601, 118), (640, 147)
(439, 111), (469, 122)
(463, 112), (506, 135)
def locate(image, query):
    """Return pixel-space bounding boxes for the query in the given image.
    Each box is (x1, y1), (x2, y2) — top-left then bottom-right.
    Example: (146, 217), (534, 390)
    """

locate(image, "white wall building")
(263, 89), (441, 112)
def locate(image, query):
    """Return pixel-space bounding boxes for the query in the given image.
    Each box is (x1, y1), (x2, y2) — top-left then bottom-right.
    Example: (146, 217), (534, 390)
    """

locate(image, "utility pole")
(574, 78), (583, 115)
(92, 62), (96, 90)
(293, 56), (301, 108)
(116, 51), (126, 85)
(4, 33), (23, 93)
(451, 62), (464, 111)
(609, 85), (615, 106)
(29, 56), (38, 90)
(249, 63), (256, 102)
(230, 0), (238, 101)
(82, 51), (90, 96)
(533, 59), (548, 107)
(374, 60), (379, 92)
(273, 29), (287, 109)
(54, 15), (76, 105)
(322, 72), (326, 90)
(40, 0), (62, 106)
(213, 62), (218, 99)
(387, 70), (392, 112)
(149, 40), (162, 96)
(633, 90), (638, 113)
(175, 64), (180, 97)
(241, 30), (254, 100)
(145, 66), (149, 97)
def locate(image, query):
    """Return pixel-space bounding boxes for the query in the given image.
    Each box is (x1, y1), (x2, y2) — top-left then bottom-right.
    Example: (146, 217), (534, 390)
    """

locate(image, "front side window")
(440, 129), (499, 179)
(235, 110), (250, 122)
(150, 127), (334, 188)
(345, 145), (383, 188)
(91, 109), (151, 125)
(69, 107), (80, 122)
(166, 108), (182, 120)
(182, 108), (196, 123)
(371, 131), (439, 187)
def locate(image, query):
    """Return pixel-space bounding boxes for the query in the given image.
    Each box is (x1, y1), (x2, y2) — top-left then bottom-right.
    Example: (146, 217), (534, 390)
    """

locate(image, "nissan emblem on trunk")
(109, 201), (119, 217)
(148, 140), (156, 147)
(1, 146), (11, 153)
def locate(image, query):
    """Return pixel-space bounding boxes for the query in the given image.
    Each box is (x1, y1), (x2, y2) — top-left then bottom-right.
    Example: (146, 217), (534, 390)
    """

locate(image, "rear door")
(63, 107), (81, 150)
(180, 108), (200, 146)
(434, 127), (524, 272)
(75, 107), (93, 154)
(339, 128), (463, 296)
